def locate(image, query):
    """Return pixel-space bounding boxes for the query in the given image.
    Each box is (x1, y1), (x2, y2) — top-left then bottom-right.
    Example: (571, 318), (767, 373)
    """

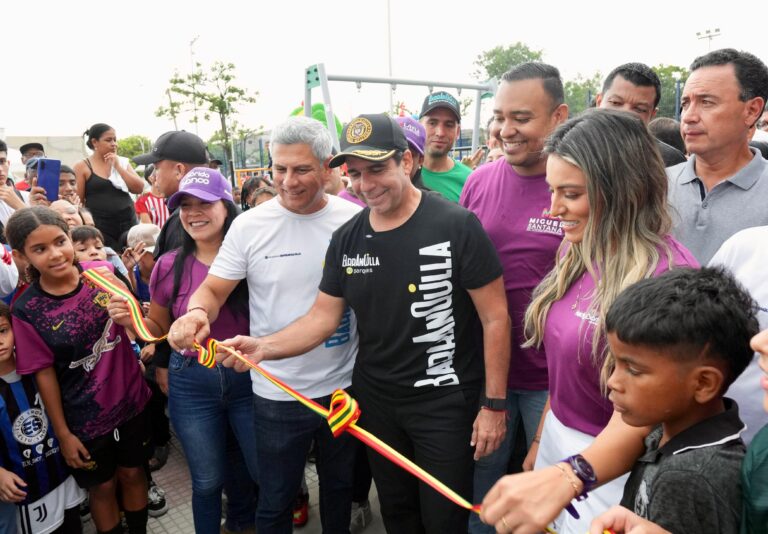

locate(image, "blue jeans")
(168, 352), (259, 534)
(468, 389), (548, 534)
(253, 393), (355, 534)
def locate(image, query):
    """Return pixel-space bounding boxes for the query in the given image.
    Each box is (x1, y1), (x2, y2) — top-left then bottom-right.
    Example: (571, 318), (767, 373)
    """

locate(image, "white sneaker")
(148, 481), (169, 517)
(350, 500), (373, 533)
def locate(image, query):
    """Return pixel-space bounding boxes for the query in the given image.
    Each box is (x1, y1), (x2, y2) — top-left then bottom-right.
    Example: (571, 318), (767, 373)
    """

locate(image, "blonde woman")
(516, 110), (697, 533)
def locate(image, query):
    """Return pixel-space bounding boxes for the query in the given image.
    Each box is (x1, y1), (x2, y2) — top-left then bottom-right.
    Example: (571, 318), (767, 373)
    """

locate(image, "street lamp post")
(189, 35), (200, 135)
(696, 28), (721, 51)
(672, 71), (682, 121)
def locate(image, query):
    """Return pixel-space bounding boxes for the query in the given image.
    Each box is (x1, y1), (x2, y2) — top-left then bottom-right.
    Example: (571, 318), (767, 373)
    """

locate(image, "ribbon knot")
(327, 389), (361, 438)
(195, 339), (217, 368)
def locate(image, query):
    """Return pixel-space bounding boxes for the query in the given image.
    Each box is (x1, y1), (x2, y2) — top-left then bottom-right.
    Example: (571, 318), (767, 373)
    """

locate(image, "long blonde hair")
(523, 110), (674, 384)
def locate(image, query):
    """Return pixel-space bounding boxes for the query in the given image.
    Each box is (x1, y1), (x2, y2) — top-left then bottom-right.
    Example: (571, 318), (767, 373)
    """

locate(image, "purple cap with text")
(167, 167), (233, 210)
(395, 116), (426, 156)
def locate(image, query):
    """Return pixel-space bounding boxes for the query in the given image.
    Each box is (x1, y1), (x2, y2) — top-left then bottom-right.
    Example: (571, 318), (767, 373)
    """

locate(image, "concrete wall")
(5, 136), (87, 180)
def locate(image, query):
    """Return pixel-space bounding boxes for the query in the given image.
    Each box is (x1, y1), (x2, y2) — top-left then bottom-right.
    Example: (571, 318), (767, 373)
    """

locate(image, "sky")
(3, 0), (767, 144)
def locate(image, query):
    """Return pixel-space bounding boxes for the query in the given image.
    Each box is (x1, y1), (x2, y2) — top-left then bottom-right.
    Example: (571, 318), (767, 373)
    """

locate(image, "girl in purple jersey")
(6, 207), (150, 534)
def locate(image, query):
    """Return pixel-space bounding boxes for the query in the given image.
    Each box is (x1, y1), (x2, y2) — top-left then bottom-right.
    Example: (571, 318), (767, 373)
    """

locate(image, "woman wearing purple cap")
(108, 167), (257, 533)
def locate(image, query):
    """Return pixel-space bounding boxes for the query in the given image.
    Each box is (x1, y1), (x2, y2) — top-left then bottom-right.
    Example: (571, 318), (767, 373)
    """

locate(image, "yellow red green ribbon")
(83, 268), (481, 514)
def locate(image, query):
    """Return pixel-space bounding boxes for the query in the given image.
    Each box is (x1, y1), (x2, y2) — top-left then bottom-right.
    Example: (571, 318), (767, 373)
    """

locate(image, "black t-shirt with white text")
(320, 192), (503, 399)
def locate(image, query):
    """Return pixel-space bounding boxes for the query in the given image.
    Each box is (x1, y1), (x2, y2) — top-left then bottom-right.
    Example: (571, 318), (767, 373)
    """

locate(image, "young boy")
(71, 226), (133, 291)
(123, 224), (160, 308)
(604, 267), (759, 534)
(0, 301), (85, 533)
(71, 225), (108, 262)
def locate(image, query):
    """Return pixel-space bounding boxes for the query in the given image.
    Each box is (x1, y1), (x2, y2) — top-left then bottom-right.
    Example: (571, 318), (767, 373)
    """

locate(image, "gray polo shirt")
(667, 148), (768, 264)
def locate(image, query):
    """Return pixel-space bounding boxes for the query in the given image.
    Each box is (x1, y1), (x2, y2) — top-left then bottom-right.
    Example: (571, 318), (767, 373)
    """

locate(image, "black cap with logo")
(419, 91), (462, 123)
(329, 114), (409, 168)
(133, 131), (208, 165)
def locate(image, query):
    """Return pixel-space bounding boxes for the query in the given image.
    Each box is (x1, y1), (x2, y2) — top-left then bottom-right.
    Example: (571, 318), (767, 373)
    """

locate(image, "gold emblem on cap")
(346, 118), (373, 144)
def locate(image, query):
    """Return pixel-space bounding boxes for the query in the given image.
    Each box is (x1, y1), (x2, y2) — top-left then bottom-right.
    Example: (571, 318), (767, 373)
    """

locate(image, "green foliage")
(653, 64), (689, 119)
(117, 135), (152, 168)
(473, 42), (543, 81)
(156, 61), (258, 177)
(564, 72), (602, 117)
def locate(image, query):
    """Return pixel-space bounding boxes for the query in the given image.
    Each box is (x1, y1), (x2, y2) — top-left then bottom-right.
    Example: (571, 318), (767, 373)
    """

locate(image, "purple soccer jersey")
(12, 264), (150, 441)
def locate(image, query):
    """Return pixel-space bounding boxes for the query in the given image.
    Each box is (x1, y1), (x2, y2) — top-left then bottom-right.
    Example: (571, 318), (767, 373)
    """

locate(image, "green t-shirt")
(420, 160), (473, 203)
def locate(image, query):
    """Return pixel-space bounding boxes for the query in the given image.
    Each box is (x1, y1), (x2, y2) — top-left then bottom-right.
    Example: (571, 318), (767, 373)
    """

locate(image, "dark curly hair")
(606, 266), (760, 389)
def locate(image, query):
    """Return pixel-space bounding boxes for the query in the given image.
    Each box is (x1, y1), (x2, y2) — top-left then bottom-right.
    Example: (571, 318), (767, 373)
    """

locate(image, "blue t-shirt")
(133, 264), (151, 303)
(0, 371), (69, 504)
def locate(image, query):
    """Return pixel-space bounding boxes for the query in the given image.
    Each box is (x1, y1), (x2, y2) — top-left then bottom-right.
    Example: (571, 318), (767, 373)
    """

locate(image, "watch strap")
(479, 393), (506, 411)
(562, 454), (597, 499)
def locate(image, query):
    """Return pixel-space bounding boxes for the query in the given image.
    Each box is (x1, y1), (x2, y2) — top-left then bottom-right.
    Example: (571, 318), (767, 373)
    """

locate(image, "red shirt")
(135, 192), (170, 228)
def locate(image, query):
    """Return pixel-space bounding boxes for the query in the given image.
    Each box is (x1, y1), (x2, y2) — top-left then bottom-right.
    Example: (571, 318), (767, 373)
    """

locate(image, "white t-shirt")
(709, 225), (768, 444)
(210, 194), (362, 400)
(0, 189), (30, 225)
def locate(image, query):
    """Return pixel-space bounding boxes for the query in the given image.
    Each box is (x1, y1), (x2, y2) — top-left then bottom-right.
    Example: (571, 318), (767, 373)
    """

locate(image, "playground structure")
(235, 167), (271, 187)
(303, 63), (496, 155)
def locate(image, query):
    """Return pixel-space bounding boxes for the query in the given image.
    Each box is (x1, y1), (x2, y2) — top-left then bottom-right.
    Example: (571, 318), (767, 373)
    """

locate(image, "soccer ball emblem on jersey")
(12, 408), (48, 446)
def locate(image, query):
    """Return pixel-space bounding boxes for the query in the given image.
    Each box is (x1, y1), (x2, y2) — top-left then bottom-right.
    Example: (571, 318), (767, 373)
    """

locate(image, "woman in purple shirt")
(508, 110), (697, 533)
(109, 168), (257, 534)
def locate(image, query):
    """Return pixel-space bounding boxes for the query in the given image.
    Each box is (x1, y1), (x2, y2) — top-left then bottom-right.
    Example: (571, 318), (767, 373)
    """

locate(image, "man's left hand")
(471, 408), (506, 460)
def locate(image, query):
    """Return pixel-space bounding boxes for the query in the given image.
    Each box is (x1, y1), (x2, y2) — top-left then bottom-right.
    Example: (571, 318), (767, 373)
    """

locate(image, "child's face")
(0, 316), (14, 366)
(14, 224), (75, 282)
(138, 252), (155, 273)
(74, 238), (107, 262)
(58, 172), (77, 201)
(751, 329), (768, 412)
(606, 332), (700, 430)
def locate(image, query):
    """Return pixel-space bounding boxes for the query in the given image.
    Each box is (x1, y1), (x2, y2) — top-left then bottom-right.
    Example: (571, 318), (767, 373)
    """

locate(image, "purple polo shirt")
(460, 158), (564, 390)
(545, 237), (698, 436)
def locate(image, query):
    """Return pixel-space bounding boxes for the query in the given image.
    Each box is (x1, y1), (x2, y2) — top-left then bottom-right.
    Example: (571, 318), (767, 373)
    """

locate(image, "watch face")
(571, 455), (597, 483)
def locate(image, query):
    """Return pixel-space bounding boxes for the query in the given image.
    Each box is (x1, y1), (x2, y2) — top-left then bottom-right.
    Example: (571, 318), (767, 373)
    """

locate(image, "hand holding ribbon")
(83, 268), (481, 515)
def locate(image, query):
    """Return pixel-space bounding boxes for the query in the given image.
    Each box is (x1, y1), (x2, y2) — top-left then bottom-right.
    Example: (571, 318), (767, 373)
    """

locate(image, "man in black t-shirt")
(188, 114), (512, 533)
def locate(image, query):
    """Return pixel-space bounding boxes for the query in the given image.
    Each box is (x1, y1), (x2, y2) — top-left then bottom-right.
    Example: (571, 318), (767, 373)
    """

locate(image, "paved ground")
(83, 434), (388, 533)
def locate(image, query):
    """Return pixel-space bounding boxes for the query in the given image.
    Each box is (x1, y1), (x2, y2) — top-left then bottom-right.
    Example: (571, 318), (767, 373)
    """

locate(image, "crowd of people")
(0, 46), (768, 534)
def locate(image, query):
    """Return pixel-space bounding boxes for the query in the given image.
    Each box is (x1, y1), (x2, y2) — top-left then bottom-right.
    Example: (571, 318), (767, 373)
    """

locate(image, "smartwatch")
(479, 393), (506, 411)
(562, 454), (597, 499)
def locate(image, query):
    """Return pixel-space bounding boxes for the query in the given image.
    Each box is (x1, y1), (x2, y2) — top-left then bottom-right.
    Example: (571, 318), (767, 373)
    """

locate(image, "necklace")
(571, 274), (586, 311)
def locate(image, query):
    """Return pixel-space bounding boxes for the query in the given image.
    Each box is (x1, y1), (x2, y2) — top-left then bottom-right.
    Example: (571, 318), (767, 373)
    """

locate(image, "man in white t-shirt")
(708, 225), (768, 444)
(0, 140), (29, 226)
(169, 116), (362, 533)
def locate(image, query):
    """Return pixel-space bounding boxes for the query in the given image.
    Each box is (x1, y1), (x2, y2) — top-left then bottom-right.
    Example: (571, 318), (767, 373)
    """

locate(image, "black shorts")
(71, 408), (151, 489)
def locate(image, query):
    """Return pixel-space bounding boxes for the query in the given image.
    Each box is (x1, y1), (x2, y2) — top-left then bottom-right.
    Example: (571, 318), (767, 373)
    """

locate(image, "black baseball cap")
(329, 114), (408, 168)
(419, 91), (461, 123)
(133, 131), (208, 165)
(19, 142), (44, 155)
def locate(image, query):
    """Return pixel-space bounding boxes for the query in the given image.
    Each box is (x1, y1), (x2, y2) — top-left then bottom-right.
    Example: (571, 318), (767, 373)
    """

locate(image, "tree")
(473, 42), (543, 81)
(653, 64), (689, 119)
(156, 61), (258, 181)
(564, 72), (602, 117)
(117, 135), (153, 168)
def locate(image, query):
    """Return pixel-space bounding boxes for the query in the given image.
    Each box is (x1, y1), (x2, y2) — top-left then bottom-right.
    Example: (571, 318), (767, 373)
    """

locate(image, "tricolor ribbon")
(83, 269), (481, 514)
